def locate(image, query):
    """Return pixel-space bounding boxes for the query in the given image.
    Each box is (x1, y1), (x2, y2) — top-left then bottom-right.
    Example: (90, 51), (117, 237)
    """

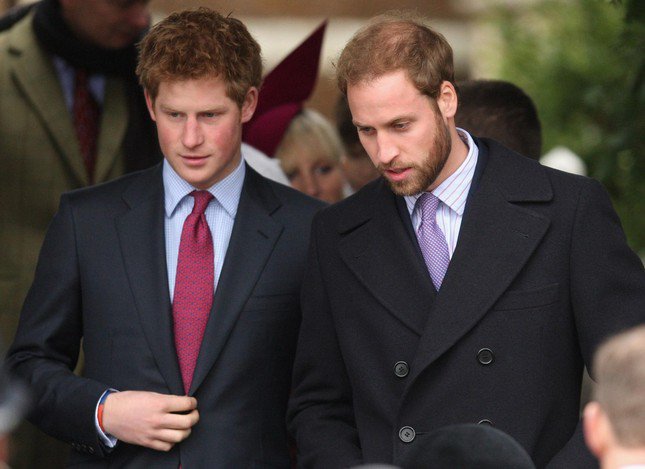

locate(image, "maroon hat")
(242, 21), (327, 157)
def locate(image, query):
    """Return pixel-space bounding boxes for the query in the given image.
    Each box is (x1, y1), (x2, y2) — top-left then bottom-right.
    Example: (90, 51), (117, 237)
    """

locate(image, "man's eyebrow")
(353, 115), (414, 128)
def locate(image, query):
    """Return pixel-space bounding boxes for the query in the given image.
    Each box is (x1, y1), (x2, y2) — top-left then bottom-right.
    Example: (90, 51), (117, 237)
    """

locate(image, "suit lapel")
(7, 15), (87, 185)
(339, 181), (435, 336)
(189, 166), (283, 394)
(116, 165), (184, 395)
(407, 140), (553, 385)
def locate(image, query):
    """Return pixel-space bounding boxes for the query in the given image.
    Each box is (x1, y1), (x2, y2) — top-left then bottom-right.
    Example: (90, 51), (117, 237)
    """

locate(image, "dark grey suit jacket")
(288, 138), (645, 469)
(7, 162), (324, 468)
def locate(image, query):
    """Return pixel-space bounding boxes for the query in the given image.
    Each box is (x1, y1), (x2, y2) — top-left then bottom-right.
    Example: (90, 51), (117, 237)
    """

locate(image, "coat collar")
(336, 139), (553, 371)
(408, 138), (553, 385)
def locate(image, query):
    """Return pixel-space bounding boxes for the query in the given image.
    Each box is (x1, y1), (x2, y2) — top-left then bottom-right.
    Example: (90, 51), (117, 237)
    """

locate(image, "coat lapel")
(189, 166), (284, 394)
(7, 15), (87, 185)
(8, 14), (129, 186)
(339, 180), (435, 336)
(115, 165), (184, 395)
(407, 140), (553, 385)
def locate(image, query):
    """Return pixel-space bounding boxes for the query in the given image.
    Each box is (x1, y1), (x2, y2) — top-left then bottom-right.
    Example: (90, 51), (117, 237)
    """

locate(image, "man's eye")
(357, 127), (374, 135)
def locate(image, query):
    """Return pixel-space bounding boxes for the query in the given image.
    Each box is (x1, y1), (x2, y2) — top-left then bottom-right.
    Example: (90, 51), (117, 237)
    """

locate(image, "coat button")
(477, 348), (494, 365)
(399, 426), (416, 443)
(394, 361), (409, 378)
(478, 419), (494, 426)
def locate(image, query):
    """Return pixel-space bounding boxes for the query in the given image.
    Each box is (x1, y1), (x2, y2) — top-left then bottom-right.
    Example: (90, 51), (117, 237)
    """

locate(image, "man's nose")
(376, 133), (398, 165)
(181, 118), (204, 149)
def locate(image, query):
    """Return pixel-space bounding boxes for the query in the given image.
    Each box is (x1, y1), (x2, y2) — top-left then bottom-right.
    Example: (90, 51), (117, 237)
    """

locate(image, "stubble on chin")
(378, 122), (452, 197)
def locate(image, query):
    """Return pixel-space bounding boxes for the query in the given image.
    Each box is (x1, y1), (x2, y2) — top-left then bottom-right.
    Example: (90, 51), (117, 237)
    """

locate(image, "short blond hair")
(275, 109), (344, 167)
(592, 325), (645, 447)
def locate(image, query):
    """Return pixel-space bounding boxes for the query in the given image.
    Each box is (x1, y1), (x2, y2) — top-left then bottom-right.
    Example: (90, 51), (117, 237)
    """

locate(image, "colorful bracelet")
(97, 390), (112, 433)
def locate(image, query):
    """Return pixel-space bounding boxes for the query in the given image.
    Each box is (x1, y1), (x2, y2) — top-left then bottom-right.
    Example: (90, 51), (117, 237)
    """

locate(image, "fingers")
(155, 427), (193, 444)
(141, 424), (194, 452)
(160, 409), (200, 430)
(163, 394), (198, 413)
(101, 390), (199, 451)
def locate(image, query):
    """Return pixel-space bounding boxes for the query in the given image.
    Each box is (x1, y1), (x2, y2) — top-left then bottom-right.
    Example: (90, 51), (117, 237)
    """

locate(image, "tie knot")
(417, 192), (440, 221)
(190, 190), (214, 215)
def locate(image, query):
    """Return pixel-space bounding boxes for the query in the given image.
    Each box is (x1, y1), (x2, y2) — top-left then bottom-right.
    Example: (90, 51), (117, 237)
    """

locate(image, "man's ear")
(436, 80), (458, 120)
(583, 401), (611, 459)
(144, 89), (157, 121)
(240, 87), (259, 124)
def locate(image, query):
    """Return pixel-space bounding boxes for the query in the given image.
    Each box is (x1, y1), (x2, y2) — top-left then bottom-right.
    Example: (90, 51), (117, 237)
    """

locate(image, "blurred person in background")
(584, 325), (645, 469)
(0, 365), (29, 469)
(455, 79), (542, 161)
(335, 95), (380, 192)
(0, 1), (160, 466)
(275, 108), (350, 203)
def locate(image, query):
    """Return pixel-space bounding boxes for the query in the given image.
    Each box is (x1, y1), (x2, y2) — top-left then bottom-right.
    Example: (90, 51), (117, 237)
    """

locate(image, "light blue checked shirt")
(163, 158), (245, 301)
(405, 128), (478, 258)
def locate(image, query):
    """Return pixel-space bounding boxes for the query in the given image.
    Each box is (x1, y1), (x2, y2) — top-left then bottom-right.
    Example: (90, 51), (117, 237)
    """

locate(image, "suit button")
(399, 426), (416, 443)
(477, 348), (494, 365)
(394, 361), (409, 378)
(478, 419), (494, 426)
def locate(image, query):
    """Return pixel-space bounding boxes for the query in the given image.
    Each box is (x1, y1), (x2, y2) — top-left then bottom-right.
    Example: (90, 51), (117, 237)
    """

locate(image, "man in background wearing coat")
(0, 1), (159, 466)
(288, 13), (645, 469)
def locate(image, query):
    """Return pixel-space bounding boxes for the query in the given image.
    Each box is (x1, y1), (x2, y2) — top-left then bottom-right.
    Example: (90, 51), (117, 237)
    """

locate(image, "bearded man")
(287, 13), (645, 469)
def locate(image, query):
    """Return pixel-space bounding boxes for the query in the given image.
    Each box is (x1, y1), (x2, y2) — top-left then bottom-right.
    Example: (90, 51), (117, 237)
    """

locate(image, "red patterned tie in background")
(173, 190), (215, 394)
(72, 69), (100, 183)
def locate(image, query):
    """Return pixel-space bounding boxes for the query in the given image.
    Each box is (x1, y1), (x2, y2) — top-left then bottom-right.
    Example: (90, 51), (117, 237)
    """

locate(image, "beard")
(379, 119), (452, 196)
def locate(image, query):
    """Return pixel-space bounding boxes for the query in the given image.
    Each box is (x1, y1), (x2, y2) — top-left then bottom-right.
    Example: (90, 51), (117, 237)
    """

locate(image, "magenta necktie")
(173, 191), (214, 394)
(416, 193), (451, 290)
(72, 69), (100, 183)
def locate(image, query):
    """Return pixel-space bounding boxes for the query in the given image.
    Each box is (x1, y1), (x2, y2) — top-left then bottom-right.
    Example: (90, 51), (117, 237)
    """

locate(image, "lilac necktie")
(173, 190), (214, 394)
(416, 193), (450, 290)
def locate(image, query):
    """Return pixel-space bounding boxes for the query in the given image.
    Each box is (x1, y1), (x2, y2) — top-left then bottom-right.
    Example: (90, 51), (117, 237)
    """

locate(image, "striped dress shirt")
(405, 129), (479, 258)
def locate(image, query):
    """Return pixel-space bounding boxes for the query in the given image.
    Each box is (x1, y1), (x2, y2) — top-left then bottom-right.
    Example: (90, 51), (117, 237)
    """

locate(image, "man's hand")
(102, 391), (199, 451)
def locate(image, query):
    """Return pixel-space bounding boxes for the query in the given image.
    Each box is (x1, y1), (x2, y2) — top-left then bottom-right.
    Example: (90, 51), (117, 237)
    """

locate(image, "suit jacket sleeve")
(288, 213), (363, 469)
(546, 178), (645, 468)
(5, 194), (110, 454)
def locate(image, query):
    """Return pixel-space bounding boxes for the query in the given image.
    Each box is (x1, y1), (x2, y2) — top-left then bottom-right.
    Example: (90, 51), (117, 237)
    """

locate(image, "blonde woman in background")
(276, 109), (351, 203)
